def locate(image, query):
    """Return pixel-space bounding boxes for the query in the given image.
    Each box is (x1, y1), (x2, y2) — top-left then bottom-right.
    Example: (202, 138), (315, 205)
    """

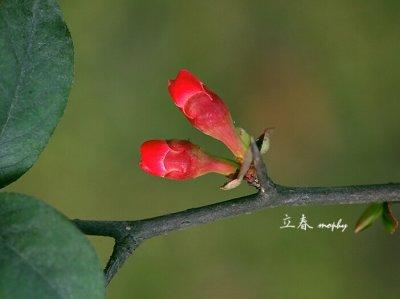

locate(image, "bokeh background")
(5, 0), (400, 298)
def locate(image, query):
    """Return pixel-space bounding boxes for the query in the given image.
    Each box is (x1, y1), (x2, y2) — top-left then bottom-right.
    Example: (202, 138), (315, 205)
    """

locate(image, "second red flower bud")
(140, 140), (238, 180)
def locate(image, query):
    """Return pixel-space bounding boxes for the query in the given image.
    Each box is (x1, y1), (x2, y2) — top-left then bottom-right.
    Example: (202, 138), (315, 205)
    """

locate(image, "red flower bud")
(168, 70), (246, 159)
(139, 140), (237, 180)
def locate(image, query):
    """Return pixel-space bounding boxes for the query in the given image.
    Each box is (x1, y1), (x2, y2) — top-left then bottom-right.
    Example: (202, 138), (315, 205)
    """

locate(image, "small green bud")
(382, 202), (398, 234)
(256, 128), (274, 154)
(354, 203), (383, 234)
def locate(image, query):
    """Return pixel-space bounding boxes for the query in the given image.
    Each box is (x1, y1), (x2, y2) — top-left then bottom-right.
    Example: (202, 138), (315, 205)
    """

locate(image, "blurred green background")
(5, 0), (400, 298)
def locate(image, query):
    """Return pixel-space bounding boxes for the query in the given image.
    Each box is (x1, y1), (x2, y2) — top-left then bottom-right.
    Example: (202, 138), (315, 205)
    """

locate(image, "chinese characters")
(280, 214), (348, 232)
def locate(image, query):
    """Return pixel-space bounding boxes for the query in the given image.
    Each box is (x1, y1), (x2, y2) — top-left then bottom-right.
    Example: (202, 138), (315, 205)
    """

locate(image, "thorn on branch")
(250, 138), (275, 194)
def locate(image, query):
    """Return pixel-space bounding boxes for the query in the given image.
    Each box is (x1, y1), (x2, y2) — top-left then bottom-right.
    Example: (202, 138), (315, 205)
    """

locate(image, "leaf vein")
(0, 0), (40, 141)
(0, 235), (65, 298)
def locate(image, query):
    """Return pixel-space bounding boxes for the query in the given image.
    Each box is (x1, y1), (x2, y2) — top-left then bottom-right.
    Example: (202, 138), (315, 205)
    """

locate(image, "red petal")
(168, 69), (204, 108)
(139, 140), (170, 177)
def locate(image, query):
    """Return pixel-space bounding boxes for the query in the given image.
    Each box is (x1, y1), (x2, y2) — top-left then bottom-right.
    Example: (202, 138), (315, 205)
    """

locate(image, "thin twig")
(104, 237), (140, 283)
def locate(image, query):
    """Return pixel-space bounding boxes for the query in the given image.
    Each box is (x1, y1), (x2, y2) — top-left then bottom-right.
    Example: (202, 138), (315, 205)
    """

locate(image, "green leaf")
(0, 193), (105, 299)
(354, 203), (383, 233)
(382, 202), (398, 234)
(0, 0), (74, 188)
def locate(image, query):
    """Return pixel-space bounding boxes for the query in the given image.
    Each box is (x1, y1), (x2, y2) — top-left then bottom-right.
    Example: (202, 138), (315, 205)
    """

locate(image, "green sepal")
(236, 127), (251, 148)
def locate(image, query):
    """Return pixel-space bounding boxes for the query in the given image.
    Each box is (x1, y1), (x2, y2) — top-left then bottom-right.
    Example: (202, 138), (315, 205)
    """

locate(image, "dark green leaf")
(354, 203), (383, 233)
(0, 193), (105, 299)
(0, 0), (73, 188)
(382, 202), (398, 234)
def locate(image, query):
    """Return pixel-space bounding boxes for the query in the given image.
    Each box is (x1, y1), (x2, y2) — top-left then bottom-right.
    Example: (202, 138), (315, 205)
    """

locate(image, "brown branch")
(73, 144), (400, 285)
